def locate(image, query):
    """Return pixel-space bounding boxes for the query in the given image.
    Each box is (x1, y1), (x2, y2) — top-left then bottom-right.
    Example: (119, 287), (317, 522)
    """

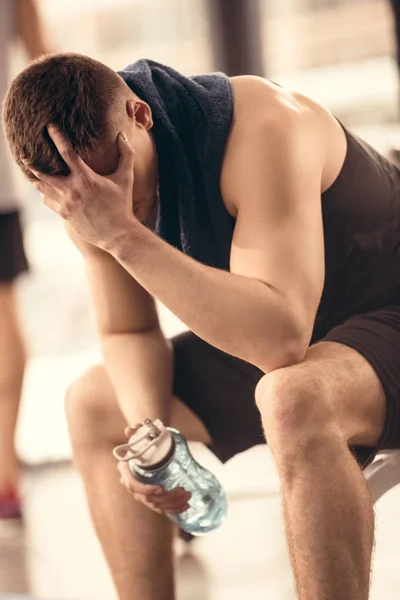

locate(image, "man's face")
(84, 97), (159, 228)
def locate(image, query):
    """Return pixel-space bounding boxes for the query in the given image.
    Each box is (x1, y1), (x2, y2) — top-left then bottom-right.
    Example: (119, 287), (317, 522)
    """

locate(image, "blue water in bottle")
(113, 419), (227, 535)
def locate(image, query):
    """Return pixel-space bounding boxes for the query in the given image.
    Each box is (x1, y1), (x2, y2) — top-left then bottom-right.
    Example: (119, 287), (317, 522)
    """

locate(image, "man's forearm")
(108, 225), (307, 373)
(101, 327), (173, 426)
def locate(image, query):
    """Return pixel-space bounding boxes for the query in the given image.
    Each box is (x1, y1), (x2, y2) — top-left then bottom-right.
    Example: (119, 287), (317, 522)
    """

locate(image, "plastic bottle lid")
(113, 419), (173, 468)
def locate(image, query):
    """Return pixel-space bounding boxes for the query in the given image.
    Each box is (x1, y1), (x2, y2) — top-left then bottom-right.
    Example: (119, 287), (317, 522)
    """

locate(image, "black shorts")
(172, 306), (400, 470)
(0, 211), (29, 283)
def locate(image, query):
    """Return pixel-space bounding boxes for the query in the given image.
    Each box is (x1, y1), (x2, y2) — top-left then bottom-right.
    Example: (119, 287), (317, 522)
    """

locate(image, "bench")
(365, 450), (400, 503)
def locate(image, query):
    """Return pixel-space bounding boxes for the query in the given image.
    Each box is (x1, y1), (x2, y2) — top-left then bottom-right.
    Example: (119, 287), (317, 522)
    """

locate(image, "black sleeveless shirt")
(313, 127), (400, 339)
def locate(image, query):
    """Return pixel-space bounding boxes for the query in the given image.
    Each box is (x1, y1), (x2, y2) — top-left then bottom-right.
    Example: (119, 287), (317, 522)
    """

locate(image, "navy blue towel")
(118, 59), (235, 270)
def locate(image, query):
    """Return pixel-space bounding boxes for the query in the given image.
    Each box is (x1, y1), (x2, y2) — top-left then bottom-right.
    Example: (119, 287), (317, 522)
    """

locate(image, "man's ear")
(126, 99), (153, 130)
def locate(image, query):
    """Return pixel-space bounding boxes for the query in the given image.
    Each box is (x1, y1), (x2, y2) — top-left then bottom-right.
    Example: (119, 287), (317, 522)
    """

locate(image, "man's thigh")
(187, 305), (398, 470)
(165, 320), (397, 468)
(268, 341), (387, 467)
(296, 341), (386, 447)
(309, 305), (400, 467)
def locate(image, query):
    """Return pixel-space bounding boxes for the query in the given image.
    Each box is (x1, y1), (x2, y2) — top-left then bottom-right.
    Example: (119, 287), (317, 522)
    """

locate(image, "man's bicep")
(67, 227), (158, 335)
(227, 115), (325, 334)
(230, 189), (325, 306)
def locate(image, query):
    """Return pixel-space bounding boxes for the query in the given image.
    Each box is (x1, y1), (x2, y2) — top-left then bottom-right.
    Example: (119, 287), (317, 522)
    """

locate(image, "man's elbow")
(253, 322), (310, 374)
(280, 333), (308, 367)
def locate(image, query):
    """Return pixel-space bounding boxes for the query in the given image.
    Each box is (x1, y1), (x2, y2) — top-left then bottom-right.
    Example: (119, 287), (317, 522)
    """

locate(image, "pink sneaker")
(0, 488), (22, 520)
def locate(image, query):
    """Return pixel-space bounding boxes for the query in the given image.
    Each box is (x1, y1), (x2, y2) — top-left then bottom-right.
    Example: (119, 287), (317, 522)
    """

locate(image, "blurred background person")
(389, 0), (400, 107)
(388, 0), (400, 164)
(0, 0), (52, 519)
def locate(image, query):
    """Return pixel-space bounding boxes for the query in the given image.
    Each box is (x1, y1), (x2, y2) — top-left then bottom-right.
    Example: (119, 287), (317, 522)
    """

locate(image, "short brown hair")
(2, 53), (126, 179)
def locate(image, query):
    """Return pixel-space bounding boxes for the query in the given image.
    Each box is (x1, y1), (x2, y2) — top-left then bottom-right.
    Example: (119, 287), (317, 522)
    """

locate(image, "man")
(0, 0), (52, 519)
(3, 53), (400, 600)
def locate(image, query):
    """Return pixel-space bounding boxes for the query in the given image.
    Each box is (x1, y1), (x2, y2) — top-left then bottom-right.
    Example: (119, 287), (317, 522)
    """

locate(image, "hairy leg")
(66, 363), (211, 600)
(256, 342), (386, 600)
(0, 283), (26, 492)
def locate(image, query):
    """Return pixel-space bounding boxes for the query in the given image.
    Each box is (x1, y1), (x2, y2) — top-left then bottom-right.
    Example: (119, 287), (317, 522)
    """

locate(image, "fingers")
(47, 124), (91, 176)
(41, 195), (69, 219)
(33, 179), (56, 198)
(124, 424), (141, 438)
(136, 488), (191, 515)
(117, 461), (160, 495)
(114, 132), (134, 183)
(151, 487), (191, 514)
(117, 461), (191, 515)
(28, 173), (67, 219)
(22, 160), (61, 188)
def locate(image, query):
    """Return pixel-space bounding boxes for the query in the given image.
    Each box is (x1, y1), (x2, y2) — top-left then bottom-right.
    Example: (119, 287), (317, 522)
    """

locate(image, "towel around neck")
(118, 59), (235, 270)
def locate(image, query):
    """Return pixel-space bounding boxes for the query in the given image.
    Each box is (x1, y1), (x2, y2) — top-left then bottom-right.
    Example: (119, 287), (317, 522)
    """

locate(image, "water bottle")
(113, 418), (227, 535)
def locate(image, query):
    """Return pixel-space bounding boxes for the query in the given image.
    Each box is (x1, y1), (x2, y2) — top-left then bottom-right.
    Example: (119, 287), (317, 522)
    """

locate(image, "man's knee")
(255, 367), (339, 459)
(65, 365), (114, 445)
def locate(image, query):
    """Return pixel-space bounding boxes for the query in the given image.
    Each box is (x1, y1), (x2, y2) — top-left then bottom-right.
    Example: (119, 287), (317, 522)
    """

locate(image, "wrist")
(103, 219), (147, 259)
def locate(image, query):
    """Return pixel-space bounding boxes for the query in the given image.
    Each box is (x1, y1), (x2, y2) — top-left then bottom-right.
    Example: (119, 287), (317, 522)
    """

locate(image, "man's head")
(2, 53), (159, 223)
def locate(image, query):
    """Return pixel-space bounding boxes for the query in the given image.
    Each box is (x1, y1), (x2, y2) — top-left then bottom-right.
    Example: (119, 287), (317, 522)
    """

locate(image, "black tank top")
(313, 126), (400, 339)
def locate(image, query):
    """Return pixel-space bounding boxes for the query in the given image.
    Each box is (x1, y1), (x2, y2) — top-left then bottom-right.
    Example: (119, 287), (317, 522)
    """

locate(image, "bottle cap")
(113, 419), (173, 468)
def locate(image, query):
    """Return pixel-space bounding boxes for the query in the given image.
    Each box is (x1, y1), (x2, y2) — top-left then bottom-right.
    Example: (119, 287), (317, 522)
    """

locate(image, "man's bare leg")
(66, 364), (211, 600)
(0, 284), (26, 493)
(256, 342), (386, 600)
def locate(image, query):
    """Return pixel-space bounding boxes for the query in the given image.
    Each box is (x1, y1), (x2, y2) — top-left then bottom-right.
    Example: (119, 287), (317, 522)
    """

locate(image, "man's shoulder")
(220, 77), (332, 216)
(229, 75), (282, 105)
(229, 75), (323, 135)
